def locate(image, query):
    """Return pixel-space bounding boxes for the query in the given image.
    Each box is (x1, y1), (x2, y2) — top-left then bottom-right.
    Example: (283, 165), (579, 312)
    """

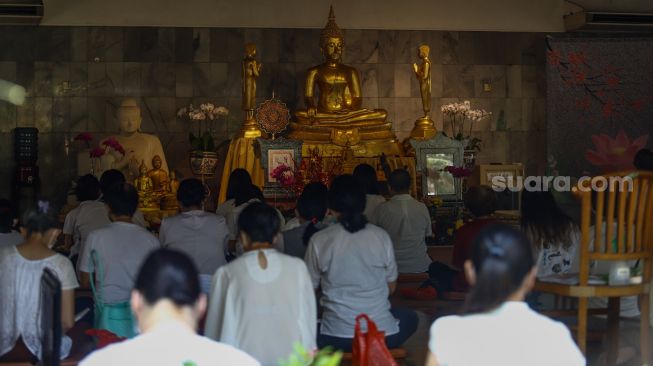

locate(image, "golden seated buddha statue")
(289, 7), (402, 157)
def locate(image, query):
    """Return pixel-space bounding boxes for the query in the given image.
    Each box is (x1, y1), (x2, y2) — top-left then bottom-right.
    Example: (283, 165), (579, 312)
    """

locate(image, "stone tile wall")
(0, 26), (546, 202)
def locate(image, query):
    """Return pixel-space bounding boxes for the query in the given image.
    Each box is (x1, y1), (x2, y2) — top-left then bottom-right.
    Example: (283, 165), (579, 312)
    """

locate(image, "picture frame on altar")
(410, 133), (465, 201)
(267, 149), (295, 182)
(257, 137), (303, 187)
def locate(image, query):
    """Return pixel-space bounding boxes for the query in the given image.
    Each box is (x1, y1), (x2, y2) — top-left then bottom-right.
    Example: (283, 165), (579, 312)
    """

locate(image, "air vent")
(565, 11), (653, 32)
(0, 0), (43, 25)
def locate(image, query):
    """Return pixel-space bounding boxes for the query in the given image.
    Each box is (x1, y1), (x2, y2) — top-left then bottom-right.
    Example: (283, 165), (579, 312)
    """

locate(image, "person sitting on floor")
(216, 168), (253, 219)
(78, 183), (160, 337)
(428, 185), (497, 292)
(205, 202), (316, 366)
(159, 178), (229, 294)
(79, 249), (260, 366)
(372, 169), (432, 273)
(425, 224), (585, 366)
(353, 163), (386, 219)
(62, 174), (102, 263)
(0, 199), (22, 249)
(634, 148), (653, 171)
(521, 190), (580, 279)
(0, 201), (78, 362)
(305, 175), (418, 352)
(282, 182), (328, 259)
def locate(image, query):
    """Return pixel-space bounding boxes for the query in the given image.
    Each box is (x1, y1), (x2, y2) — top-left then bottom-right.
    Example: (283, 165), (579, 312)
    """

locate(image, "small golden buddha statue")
(134, 161), (157, 209)
(289, 6), (402, 157)
(410, 44), (437, 139)
(147, 155), (169, 193)
(168, 171), (180, 195)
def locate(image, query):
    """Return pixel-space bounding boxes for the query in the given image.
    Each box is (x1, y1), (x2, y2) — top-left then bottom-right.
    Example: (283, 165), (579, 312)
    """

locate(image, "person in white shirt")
(62, 174), (103, 260)
(372, 169), (432, 273)
(216, 168), (253, 218)
(521, 190), (580, 279)
(282, 182), (328, 259)
(0, 202), (78, 362)
(80, 249), (260, 366)
(205, 202), (316, 366)
(0, 199), (22, 250)
(305, 175), (417, 351)
(353, 163), (386, 219)
(425, 224), (584, 366)
(160, 178), (229, 294)
(79, 183), (160, 308)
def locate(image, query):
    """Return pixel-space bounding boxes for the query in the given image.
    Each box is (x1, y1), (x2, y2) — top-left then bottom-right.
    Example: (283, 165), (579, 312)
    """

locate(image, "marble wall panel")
(17, 97), (35, 127)
(0, 102), (16, 133)
(394, 64), (412, 98)
(33, 62), (53, 97)
(105, 62), (123, 96)
(192, 28), (210, 63)
(175, 28), (194, 63)
(69, 97), (88, 132)
(70, 28), (88, 62)
(442, 64), (474, 97)
(0, 133), (13, 197)
(87, 62), (107, 96)
(209, 28), (228, 62)
(158, 28), (176, 62)
(505, 98), (523, 131)
(123, 62), (141, 96)
(69, 62), (88, 96)
(356, 64), (379, 98)
(52, 97), (70, 131)
(474, 65), (506, 98)
(0, 62), (16, 81)
(34, 97), (53, 132)
(87, 97), (107, 132)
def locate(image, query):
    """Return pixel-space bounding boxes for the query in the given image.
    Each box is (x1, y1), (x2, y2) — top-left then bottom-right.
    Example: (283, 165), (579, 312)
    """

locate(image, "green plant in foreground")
(279, 343), (342, 366)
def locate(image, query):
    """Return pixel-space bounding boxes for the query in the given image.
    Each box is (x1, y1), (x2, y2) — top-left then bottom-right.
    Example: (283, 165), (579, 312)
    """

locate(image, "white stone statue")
(98, 98), (168, 181)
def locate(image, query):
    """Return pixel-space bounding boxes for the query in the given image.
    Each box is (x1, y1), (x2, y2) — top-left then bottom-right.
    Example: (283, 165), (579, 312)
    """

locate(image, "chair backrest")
(576, 171), (653, 285)
(39, 268), (61, 366)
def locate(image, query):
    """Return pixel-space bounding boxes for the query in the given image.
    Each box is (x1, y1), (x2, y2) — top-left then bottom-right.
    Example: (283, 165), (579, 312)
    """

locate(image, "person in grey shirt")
(371, 169), (432, 273)
(160, 178), (229, 293)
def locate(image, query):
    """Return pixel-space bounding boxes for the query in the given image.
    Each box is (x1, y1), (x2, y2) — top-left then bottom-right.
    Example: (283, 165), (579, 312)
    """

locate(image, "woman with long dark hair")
(353, 163), (386, 218)
(520, 190), (579, 278)
(216, 168), (253, 219)
(305, 175), (417, 351)
(425, 224), (584, 366)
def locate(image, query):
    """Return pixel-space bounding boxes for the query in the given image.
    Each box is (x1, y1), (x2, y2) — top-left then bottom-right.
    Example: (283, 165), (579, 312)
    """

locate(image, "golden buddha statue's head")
(320, 6), (344, 62)
(418, 44), (430, 58)
(117, 98), (142, 135)
(139, 160), (148, 175)
(244, 42), (257, 58)
(152, 155), (162, 170)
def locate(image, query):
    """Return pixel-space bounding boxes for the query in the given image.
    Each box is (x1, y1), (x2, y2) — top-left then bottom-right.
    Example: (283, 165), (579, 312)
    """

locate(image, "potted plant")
(177, 103), (229, 176)
(441, 100), (491, 168)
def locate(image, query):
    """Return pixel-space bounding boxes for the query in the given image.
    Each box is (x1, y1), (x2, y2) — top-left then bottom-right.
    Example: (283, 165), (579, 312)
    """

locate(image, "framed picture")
(267, 149), (295, 182)
(257, 137), (303, 187)
(410, 133), (465, 201)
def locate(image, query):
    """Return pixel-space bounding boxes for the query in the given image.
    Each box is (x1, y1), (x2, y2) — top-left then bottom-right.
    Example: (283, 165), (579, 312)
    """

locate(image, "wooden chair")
(534, 171), (653, 364)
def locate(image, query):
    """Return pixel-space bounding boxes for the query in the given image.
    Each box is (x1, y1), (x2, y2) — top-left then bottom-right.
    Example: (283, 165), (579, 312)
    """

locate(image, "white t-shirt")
(429, 302), (585, 366)
(535, 227), (580, 278)
(305, 223), (398, 338)
(226, 199), (286, 241)
(216, 198), (236, 218)
(371, 194), (432, 273)
(79, 222), (160, 303)
(63, 200), (111, 258)
(0, 246), (79, 359)
(159, 210), (228, 275)
(205, 249), (316, 366)
(80, 320), (260, 366)
(0, 230), (23, 250)
(364, 194), (386, 219)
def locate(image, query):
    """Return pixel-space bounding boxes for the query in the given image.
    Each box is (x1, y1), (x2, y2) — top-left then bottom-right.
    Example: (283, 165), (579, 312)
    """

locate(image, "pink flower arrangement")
(445, 166), (472, 178)
(271, 164), (296, 186)
(585, 129), (649, 173)
(102, 137), (126, 155)
(73, 132), (93, 142)
(89, 147), (105, 158)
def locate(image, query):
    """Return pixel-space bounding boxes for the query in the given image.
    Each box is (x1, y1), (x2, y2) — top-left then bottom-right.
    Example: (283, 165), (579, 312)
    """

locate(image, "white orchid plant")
(177, 103), (229, 152)
(441, 100), (491, 151)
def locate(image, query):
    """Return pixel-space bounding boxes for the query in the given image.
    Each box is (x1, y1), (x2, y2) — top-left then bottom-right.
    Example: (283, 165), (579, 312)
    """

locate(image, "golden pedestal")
(236, 118), (263, 139)
(410, 116), (437, 140)
(287, 122), (404, 158)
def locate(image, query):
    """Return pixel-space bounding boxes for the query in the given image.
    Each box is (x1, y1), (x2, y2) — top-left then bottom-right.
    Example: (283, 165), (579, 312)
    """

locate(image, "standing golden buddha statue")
(410, 44), (437, 139)
(288, 6), (402, 157)
(238, 43), (263, 138)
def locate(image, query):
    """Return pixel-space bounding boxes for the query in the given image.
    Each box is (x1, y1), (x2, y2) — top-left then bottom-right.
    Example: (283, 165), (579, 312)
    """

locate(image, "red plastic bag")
(351, 314), (398, 366)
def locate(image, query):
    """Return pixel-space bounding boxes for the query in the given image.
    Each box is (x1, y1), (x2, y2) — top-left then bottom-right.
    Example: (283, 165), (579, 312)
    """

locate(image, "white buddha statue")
(98, 98), (168, 181)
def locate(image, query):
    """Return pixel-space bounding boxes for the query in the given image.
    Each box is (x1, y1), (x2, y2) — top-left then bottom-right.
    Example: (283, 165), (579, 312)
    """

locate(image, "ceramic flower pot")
(189, 151), (218, 176)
